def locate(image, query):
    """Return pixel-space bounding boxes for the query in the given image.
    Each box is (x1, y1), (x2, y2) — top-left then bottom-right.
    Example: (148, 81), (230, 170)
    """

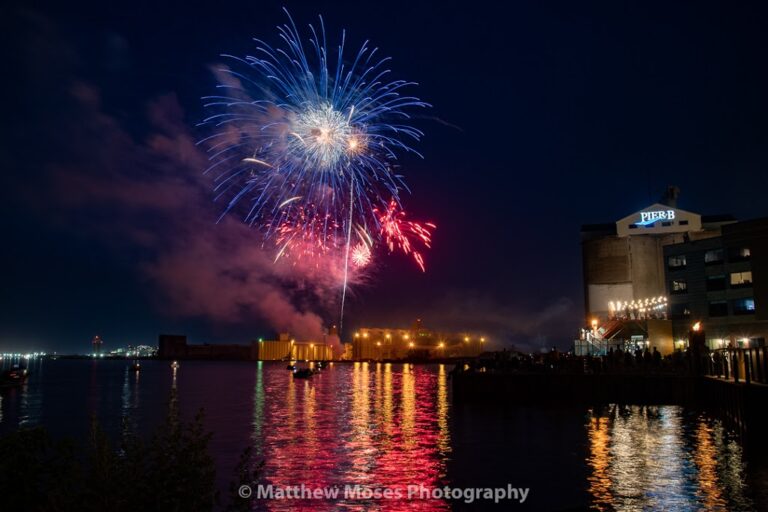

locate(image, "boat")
(130, 361), (141, 372)
(292, 368), (314, 379)
(1, 365), (29, 388)
(170, 360), (180, 370)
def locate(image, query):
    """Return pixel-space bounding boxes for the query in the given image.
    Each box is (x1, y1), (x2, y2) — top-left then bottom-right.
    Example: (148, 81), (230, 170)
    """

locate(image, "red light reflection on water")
(253, 362), (451, 511)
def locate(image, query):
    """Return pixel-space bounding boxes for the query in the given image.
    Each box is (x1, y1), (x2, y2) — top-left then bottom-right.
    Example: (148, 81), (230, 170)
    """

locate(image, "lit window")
(668, 255), (687, 269)
(704, 249), (723, 265)
(730, 271), (753, 287)
(729, 247), (751, 261)
(671, 280), (687, 294)
(732, 298), (755, 315)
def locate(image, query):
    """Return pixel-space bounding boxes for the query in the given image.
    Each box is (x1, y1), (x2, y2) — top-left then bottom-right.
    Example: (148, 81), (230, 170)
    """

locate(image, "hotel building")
(577, 187), (736, 354)
(664, 218), (768, 349)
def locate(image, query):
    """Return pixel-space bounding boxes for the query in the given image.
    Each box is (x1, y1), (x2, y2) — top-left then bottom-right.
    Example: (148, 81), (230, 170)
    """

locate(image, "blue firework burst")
(199, 9), (428, 254)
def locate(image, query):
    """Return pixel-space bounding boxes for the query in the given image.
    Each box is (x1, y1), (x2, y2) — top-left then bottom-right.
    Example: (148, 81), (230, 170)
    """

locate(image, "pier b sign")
(616, 203), (700, 237)
(635, 209), (676, 226)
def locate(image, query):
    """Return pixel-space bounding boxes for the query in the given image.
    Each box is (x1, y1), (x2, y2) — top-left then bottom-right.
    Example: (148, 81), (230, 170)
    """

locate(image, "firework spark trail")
(376, 199), (435, 272)
(339, 175), (355, 335)
(200, 9), (434, 335)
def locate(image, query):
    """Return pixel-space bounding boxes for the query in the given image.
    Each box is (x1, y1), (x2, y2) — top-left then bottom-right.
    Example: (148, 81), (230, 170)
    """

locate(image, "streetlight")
(480, 337), (486, 343)
(464, 336), (470, 343)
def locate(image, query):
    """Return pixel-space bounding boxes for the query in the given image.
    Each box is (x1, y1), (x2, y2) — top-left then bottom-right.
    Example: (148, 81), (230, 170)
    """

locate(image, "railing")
(704, 347), (768, 385)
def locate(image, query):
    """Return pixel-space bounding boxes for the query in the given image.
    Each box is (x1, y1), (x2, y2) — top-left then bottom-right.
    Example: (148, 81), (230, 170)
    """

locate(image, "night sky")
(3, 0), (768, 353)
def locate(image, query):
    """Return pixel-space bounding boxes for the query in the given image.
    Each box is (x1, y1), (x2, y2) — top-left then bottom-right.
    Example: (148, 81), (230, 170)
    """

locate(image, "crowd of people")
(452, 346), (691, 376)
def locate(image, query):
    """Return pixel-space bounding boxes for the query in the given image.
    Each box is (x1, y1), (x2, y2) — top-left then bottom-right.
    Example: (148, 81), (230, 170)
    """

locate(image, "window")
(729, 247), (751, 262)
(671, 279), (687, 294)
(704, 249), (724, 265)
(670, 303), (691, 319)
(709, 301), (728, 317)
(706, 275), (726, 291)
(730, 271), (753, 288)
(668, 255), (687, 270)
(629, 224), (638, 230)
(732, 298), (756, 315)
(662, 221), (672, 227)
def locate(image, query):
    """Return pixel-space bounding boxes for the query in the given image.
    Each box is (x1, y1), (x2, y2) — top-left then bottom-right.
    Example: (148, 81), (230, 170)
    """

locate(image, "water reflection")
(587, 405), (754, 511)
(0, 356), (44, 428)
(256, 362), (451, 510)
(252, 362), (265, 455)
(0, 361), (764, 511)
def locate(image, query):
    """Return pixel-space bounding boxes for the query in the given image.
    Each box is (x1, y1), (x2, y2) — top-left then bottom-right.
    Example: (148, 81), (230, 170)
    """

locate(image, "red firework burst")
(375, 200), (436, 271)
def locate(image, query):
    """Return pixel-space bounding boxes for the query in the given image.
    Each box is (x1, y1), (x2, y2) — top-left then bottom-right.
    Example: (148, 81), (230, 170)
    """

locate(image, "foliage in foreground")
(0, 404), (260, 512)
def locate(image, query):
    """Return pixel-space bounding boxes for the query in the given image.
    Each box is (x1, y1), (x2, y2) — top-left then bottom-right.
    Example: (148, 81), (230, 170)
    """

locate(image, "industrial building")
(351, 319), (486, 360)
(577, 187), (736, 355)
(252, 333), (335, 361)
(158, 332), (337, 361)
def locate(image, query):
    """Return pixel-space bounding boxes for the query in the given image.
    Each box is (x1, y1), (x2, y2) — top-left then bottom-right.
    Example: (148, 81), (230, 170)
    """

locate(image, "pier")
(452, 347), (768, 452)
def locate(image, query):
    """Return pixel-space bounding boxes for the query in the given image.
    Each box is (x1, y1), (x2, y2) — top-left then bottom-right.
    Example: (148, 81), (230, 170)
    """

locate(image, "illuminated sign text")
(636, 210), (675, 226)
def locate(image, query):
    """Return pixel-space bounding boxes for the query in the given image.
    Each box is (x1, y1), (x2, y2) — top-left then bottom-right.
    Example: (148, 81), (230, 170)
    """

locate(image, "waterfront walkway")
(451, 346), (768, 452)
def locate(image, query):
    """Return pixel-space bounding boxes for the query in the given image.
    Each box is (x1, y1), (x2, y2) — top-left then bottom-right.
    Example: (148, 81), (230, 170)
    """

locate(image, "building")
(158, 333), (336, 361)
(252, 333), (335, 361)
(158, 334), (252, 359)
(578, 187), (735, 355)
(92, 335), (103, 355)
(341, 342), (353, 360)
(108, 345), (157, 357)
(664, 218), (768, 349)
(351, 319), (486, 360)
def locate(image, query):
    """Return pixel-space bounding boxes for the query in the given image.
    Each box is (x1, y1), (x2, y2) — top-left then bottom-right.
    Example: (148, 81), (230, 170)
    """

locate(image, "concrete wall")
(647, 319), (674, 355)
(628, 236), (666, 300)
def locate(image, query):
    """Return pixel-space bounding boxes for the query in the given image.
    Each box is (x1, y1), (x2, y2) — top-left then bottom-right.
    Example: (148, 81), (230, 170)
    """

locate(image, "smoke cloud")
(48, 80), (337, 341)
